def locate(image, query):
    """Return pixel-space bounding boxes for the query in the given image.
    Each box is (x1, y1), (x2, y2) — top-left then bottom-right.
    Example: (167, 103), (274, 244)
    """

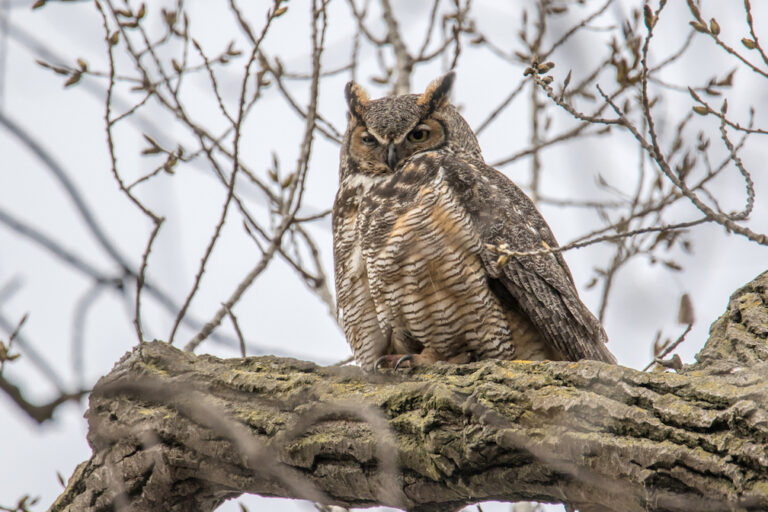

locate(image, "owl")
(332, 72), (616, 371)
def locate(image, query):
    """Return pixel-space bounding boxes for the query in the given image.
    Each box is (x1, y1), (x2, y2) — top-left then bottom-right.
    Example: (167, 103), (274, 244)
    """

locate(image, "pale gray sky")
(1, 1), (767, 511)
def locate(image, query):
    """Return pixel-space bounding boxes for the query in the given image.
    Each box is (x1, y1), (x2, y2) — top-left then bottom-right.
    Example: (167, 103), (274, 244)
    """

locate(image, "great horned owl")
(333, 72), (616, 370)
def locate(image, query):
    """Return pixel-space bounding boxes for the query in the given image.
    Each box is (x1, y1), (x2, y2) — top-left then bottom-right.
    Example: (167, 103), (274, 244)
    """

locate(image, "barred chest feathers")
(332, 72), (616, 370)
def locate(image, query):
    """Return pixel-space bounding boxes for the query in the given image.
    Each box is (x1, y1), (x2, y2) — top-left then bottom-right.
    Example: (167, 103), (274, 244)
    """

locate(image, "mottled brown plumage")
(333, 73), (616, 370)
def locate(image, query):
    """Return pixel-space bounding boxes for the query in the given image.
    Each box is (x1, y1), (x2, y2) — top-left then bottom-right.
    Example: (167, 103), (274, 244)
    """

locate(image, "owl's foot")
(373, 354), (415, 372)
(373, 349), (470, 371)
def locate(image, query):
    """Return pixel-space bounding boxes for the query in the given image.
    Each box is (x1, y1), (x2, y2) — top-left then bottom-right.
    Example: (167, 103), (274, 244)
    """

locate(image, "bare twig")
(643, 323), (694, 372)
(185, 0), (329, 352)
(226, 306), (247, 358)
(0, 372), (88, 424)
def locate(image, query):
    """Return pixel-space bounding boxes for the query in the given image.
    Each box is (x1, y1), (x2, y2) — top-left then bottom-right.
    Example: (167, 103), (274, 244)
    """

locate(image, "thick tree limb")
(51, 272), (768, 512)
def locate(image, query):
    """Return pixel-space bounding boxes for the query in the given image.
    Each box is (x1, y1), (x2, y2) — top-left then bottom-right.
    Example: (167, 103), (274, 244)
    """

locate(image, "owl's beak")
(387, 142), (397, 170)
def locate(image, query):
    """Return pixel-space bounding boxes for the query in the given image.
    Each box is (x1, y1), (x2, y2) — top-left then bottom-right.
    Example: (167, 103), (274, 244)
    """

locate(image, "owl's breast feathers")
(335, 72), (615, 368)
(333, 151), (615, 369)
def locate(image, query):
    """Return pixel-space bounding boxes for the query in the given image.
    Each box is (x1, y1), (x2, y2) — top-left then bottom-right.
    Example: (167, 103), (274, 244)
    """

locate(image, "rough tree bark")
(51, 271), (768, 512)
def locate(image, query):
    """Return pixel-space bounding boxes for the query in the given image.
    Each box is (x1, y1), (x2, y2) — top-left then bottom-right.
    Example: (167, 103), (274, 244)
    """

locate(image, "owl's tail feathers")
(583, 318), (617, 364)
(590, 336), (618, 364)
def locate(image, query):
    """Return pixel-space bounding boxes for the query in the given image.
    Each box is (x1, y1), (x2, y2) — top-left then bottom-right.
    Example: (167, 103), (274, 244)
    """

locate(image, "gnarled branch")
(51, 271), (768, 512)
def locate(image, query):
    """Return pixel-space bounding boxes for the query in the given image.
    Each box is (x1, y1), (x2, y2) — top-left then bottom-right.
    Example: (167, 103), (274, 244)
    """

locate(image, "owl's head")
(340, 72), (481, 178)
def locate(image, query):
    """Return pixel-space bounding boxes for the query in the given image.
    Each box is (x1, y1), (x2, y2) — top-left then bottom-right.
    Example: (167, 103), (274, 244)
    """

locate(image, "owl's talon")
(373, 354), (413, 372)
(373, 355), (394, 372)
(394, 354), (413, 370)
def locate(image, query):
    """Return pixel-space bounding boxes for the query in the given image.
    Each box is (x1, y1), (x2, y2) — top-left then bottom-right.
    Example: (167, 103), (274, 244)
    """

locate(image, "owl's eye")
(360, 132), (377, 145)
(407, 125), (431, 142)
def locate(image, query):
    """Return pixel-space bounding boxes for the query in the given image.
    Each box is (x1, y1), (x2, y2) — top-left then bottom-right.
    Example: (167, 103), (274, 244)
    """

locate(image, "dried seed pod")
(692, 105), (709, 115)
(678, 294), (695, 325)
(64, 72), (82, 87)
(281, 173), (295, 189)
(709, 18), (720, 36)
(742, 38), (757, 49)
(537, 61), (555, 74)
(690, 21), (708, 33)
(643, 5), (656, 30)
(562, 69), (572, 89)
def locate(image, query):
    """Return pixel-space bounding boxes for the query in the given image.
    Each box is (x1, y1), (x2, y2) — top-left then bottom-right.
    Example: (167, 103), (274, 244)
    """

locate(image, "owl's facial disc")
(348, 126), (390, 175)
(349, 118), (446, 173)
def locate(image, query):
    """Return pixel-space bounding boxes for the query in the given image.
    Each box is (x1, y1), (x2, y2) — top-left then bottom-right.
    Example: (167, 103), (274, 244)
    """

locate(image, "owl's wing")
(441, 155), (616, 363)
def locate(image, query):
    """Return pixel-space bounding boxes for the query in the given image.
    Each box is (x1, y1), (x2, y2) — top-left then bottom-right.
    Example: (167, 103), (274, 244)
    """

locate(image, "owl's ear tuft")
(345, 81), (370, 121)
(417, 72), (455, 112)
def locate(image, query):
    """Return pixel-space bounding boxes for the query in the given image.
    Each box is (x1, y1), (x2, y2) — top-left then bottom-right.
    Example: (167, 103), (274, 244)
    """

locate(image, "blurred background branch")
(1, 1), (767, 511)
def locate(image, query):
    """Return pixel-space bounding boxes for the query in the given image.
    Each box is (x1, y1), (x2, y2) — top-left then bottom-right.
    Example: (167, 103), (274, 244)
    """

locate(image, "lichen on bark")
(51, 271), (768, 512)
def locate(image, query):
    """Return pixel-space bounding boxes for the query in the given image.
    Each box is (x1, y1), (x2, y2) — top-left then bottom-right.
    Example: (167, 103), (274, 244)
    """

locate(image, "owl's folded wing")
(442, 157), (617, 363)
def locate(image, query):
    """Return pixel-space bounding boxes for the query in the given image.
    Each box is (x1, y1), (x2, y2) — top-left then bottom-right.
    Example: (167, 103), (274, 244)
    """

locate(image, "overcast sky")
(1, 1), (767, 511)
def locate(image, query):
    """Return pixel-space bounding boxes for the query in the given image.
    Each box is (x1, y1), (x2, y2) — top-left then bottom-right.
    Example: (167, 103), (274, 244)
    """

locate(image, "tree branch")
(52, 271), (768, 511)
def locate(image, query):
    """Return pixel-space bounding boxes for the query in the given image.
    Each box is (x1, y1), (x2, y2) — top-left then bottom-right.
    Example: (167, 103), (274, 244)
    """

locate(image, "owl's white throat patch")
(342, 172), (388, 194)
